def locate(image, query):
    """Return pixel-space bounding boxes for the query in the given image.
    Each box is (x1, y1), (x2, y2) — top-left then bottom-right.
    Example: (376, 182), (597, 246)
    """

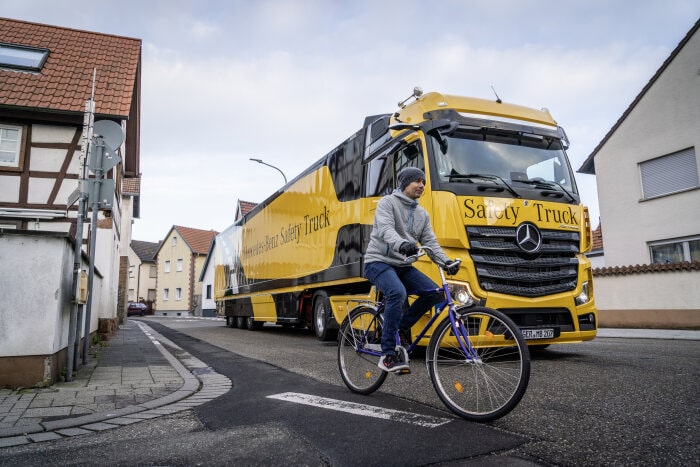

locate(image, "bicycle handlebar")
(404, 246), (461, 272)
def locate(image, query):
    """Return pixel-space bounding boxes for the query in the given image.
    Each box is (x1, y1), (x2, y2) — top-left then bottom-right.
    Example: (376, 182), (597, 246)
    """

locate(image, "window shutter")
(640, 147), (698, 199)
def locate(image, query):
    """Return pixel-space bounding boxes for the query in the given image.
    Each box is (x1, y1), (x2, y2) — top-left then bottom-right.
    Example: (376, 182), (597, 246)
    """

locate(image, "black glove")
(399, 242), (419, 256)
(444, 259), (460, 275)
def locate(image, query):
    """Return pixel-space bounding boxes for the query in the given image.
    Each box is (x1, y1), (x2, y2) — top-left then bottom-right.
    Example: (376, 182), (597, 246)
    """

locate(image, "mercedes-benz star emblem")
(515, 223), (542, 253)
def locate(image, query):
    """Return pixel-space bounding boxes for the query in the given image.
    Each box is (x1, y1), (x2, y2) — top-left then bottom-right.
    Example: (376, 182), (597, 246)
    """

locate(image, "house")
(0, 18), (142, 387)
(155, 226), (218, 316)
(586, 223), (605, 269)
(198, 237), (218, 317)
(578, 19), (700, 329)
(235, 199), (257, 222)
(128, 239), (160, 307)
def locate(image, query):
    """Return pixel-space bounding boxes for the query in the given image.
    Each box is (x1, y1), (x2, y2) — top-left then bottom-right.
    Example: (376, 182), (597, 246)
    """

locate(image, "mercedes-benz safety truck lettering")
(243, 205), (332, 257)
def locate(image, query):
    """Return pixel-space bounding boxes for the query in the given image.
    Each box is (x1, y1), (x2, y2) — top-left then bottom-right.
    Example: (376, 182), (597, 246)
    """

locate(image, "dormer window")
(0, 42), (49, 71)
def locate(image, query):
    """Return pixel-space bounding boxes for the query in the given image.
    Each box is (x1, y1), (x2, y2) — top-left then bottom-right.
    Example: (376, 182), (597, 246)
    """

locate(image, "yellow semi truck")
(215, 88), (597, 345)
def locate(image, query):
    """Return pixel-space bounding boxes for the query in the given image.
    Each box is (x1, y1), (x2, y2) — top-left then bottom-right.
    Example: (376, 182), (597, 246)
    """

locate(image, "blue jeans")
(364, 261), (443, 355)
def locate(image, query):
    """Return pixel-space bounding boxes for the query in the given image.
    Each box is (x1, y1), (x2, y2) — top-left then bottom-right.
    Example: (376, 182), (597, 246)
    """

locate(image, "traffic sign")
(86, 178), (115, 209)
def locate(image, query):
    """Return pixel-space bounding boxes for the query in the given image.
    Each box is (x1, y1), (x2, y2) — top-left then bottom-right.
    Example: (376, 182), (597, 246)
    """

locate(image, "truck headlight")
(575, 281), (590, 306)
(447, 281), (480, 307)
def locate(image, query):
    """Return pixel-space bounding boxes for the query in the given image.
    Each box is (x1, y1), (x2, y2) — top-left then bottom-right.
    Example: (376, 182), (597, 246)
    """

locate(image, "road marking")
(266, 392), (452, 428)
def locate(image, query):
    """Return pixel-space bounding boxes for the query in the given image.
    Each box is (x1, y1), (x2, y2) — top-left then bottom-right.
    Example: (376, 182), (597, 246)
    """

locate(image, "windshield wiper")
(514, 178), (576, 203)
(449, 173), (521, 198)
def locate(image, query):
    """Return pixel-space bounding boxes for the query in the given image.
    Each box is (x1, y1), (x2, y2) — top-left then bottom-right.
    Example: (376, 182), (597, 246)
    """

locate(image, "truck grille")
(467, 226), (580, 297)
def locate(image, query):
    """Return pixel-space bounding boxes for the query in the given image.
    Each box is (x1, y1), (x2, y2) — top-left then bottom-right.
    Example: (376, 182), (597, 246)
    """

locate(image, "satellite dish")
(93, 120), (125, 152)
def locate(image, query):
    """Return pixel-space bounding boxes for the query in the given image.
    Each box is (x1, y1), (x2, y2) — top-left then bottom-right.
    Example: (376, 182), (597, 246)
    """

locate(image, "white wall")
(594, 270), (700, 311)
(201, 241), (217, 314)
(0, 234), (102, 356)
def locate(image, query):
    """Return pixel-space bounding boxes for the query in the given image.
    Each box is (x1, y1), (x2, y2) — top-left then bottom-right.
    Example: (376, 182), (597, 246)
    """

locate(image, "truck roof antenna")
(491, 85), (502, 104)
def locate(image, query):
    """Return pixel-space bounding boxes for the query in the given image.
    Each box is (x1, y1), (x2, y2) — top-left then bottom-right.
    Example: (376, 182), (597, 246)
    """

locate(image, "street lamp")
(249, 158), (287, 184)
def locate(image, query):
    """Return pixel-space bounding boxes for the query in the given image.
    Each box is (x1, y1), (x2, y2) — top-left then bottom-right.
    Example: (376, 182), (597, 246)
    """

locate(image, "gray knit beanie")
(397, 167), (426, 191)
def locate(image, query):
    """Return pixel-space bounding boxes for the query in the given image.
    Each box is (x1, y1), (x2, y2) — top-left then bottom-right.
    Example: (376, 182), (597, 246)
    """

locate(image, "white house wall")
(127, 244), (140, 302)
(0, 176), (20, 202)
(95, 223), (119, 321)
(595, 29), (700, 267)
(32, 124), (75, 144)
(1, 235), (72, 356)
(201, 242), (217, 315)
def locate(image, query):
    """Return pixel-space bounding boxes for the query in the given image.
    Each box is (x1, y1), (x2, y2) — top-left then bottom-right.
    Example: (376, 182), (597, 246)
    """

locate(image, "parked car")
(127, 302), (148, 317)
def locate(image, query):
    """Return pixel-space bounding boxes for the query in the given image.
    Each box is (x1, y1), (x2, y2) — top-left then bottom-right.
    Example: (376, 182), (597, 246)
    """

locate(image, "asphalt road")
(1, 317), (697, 466)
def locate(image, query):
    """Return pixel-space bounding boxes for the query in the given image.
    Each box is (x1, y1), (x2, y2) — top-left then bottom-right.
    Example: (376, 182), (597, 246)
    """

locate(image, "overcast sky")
(5, 1), (700, 242)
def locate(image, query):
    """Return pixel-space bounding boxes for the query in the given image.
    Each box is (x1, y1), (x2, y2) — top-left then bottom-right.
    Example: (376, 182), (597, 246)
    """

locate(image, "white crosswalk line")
(267, 392), (452, 428)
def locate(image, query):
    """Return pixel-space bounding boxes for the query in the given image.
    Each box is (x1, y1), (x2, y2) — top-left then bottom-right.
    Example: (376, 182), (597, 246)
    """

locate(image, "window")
(175, 288), (182, 300)
(640, 148), (698, 199)
(0, 43), (49, 71)
(206, 284), (212, 299)
(649, 235), (700, 264)
(164, 260), (170, 273)
(149, 265), (157, 278)
(172, 236), (177, 247)
(365, 142), (425, 197)
(128, 266), (134, 278)
(0, 124), (24, 169)
(176, 259), (183, 271)
(163, 288), (169, 300)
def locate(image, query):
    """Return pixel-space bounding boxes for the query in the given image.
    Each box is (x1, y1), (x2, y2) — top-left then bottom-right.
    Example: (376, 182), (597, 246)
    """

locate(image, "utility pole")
(66, 69), (96, 381)
(81, 119), (123, 364)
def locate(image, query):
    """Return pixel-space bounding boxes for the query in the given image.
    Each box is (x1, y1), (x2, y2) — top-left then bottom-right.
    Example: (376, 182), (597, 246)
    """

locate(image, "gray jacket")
(364, 189), (450, 267)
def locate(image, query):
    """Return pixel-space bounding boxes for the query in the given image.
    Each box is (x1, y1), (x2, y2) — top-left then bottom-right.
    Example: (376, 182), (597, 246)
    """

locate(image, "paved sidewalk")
(597, 328), (699, 340)
(0, 320), (231, 448)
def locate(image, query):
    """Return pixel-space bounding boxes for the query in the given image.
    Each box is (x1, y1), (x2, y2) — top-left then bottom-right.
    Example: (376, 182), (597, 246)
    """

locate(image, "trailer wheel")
(246, 315), (262, 330)
(236, 316), (246, 328)
(226, 316), (236, 328)
(313, 291), (336, 341)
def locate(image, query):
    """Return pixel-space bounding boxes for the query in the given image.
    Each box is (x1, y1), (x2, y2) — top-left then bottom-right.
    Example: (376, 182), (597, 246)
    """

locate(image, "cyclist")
(364, 167), (460, 372)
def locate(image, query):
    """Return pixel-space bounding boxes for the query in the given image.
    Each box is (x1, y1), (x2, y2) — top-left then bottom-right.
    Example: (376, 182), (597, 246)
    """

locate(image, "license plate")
(521, 328), (555, 340)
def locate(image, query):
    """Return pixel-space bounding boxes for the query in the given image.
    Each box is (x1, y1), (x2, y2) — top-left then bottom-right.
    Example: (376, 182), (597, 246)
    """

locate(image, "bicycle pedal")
(396, 368), (411, 376)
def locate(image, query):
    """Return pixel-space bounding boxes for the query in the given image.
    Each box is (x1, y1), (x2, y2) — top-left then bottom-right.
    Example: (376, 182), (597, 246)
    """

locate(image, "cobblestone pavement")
(0, 320), (231, 448)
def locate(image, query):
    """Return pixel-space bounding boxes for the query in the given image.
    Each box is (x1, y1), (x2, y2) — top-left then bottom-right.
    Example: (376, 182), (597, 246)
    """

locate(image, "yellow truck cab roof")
(395, 92), (558, 127)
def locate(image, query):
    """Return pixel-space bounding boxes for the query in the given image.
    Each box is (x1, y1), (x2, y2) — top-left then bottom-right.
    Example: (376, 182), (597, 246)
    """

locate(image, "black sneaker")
(378, 353), (410, 373)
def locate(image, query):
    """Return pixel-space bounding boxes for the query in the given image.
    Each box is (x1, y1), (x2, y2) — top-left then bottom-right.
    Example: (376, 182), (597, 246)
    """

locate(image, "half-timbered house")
(0, 18), (142, 387)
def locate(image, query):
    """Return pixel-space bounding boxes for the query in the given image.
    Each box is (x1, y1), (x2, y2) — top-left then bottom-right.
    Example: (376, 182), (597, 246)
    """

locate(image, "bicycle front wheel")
(337, 306), (387, 395)
(426, 306), (530, 422)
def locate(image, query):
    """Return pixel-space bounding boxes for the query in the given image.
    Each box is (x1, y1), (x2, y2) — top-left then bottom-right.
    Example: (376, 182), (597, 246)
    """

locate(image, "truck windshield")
(431, 128), (579, 199)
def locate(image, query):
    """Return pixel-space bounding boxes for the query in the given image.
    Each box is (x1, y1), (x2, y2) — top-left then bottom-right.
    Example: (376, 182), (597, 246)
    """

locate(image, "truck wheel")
(227, 316), (237, 328)
(236, 316), (246, 328)
(313, 292), (336, 341)
(246, 315), (262, 330)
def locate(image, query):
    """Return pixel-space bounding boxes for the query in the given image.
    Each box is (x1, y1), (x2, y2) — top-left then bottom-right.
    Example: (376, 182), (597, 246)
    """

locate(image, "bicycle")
(337, 246), (530, 422)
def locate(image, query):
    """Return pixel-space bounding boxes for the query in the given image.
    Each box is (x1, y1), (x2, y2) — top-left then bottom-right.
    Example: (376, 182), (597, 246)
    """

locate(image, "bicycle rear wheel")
(426, 306), (530, 422)
(337, 306), (387, 394)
